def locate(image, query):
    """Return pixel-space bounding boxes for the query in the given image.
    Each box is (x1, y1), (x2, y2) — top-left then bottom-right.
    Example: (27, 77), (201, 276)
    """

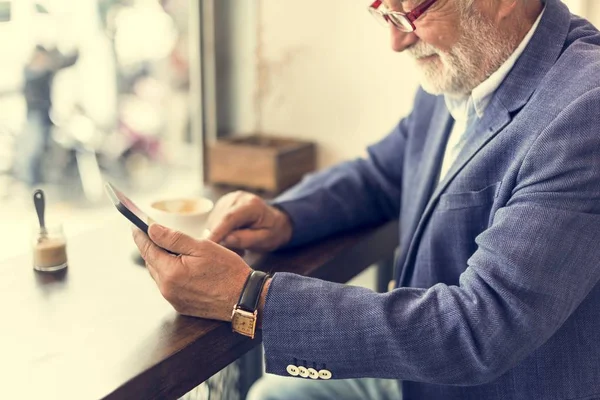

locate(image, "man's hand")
(132, 224), (252, 321)
(204, 191), (293, 252)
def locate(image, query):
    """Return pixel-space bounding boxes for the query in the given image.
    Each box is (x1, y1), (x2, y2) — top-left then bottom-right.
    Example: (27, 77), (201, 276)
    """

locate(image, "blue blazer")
(264, 0), (600, 398)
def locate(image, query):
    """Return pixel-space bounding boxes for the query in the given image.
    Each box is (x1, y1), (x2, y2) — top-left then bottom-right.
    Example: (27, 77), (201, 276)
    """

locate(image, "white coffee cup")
(147, 197), (214, 238)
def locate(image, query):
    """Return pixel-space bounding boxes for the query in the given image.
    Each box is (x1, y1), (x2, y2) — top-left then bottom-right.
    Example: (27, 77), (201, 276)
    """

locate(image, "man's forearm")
(257, 278), (271, 329)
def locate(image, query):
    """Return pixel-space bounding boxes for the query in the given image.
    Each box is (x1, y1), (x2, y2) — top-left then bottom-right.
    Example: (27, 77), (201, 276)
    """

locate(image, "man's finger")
(206, 204), (260, 243)
(204, 192), (243, 234)
(148, 224), (204, 256)
(132, 227), (173, 272)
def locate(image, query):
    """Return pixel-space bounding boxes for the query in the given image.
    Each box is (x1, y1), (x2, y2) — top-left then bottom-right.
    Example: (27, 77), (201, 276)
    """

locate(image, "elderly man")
(133, 0), (600, 398)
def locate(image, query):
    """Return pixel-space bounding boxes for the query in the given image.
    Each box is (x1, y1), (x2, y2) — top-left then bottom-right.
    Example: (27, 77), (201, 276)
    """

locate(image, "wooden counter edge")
(104, 220), (399, 400)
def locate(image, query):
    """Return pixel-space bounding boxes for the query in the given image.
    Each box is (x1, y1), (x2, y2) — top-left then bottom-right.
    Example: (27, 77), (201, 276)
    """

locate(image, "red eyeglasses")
(368, 0), (438, 32)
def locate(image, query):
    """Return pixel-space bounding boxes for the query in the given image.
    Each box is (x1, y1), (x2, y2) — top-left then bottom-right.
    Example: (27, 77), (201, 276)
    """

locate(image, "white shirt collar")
(444, 7), (546, 122)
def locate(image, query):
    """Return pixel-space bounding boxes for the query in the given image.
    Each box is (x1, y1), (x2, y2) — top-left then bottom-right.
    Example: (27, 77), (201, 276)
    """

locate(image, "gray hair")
(458, 0), (476, 13)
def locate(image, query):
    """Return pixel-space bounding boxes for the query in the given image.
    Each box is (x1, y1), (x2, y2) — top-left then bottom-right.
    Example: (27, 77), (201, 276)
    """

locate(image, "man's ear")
(496, 0), (519, 22)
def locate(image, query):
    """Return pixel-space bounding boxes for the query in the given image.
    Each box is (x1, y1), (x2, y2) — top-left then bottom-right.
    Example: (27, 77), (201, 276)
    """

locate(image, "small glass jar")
(32, 224), (68, 272)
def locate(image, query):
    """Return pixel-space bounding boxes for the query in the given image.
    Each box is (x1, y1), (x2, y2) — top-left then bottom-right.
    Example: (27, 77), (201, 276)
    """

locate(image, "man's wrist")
(272, 206), (293, 248)
(231, 271), (269, 338)
(257, 277), (272, 329)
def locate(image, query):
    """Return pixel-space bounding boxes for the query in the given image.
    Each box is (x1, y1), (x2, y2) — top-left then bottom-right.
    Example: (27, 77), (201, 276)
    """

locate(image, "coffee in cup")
(32, 224), (68, 272)
(147, 197), (213, 238)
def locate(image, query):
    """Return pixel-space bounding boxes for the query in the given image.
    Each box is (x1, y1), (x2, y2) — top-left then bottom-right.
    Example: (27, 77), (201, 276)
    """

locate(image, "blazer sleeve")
(271, 113), (412, 249)
(261, 89), (600, 385)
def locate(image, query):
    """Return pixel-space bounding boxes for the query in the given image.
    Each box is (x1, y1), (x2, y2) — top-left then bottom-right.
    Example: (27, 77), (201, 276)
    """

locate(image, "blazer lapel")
(394, 99), (452, 283)
(404, 100), (453, 241)
(431, 102), (511, 204)
(398, 103), (511, 286)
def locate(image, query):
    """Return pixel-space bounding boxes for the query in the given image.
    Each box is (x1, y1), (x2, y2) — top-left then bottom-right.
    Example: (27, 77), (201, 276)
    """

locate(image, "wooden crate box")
(208, 135), (317, 194)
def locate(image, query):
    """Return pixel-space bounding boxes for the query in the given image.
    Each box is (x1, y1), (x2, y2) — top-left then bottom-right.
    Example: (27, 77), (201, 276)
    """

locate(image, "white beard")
(408, 9), (517, 96)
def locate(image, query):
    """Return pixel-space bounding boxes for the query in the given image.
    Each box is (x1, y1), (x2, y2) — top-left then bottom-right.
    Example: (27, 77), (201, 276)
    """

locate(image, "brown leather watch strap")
(237, 270), (269, 312)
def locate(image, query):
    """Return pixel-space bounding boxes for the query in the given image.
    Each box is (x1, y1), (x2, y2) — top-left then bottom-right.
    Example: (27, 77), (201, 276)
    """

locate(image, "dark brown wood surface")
(1, 211), (398, 399)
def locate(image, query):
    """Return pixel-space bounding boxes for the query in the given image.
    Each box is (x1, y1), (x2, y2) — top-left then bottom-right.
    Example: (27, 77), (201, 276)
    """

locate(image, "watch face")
(231, 309), (257, 338)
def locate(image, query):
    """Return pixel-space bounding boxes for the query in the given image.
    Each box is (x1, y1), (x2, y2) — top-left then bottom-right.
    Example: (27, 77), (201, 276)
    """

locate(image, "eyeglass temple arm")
(371, 0), (383, 8)
(407, 0), (438, 22)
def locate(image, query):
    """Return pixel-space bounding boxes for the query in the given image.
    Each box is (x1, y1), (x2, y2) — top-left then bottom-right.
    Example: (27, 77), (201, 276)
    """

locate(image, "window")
(0, 0), (207, 260)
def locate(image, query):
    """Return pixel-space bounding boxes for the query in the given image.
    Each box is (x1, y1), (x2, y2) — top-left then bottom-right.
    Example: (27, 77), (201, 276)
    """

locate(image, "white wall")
(216, 0), (420, 168)
(563, 0), (585, 15)
(585, 1), (600, 26)
(214, 0), (258, 135)
(254, 0), (419, 168)
(562, 0), (600, 24)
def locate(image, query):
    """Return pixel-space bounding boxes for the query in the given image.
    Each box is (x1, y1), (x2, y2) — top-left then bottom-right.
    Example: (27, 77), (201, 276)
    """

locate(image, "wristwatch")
(231, 270), (269, 339)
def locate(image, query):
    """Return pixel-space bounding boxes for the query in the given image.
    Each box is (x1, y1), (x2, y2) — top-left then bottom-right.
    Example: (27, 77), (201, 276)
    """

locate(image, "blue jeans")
(14, 109), (51, 185)
(247, 374), (402, 400)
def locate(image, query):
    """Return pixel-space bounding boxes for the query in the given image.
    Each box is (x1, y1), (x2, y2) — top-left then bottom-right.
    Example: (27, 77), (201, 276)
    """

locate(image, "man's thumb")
(148, 224), (198, 255)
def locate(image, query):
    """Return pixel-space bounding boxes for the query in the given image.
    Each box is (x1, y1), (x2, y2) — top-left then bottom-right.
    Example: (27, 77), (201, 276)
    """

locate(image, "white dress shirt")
(438, 8), (545, 182)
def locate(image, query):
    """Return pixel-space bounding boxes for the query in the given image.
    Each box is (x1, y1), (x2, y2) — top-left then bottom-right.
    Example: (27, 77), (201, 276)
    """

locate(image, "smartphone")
(104, 182), (178, 255)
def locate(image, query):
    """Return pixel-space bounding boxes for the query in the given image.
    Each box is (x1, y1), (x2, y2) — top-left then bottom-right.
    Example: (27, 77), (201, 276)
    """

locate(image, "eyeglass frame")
(368, 0), (439, 32)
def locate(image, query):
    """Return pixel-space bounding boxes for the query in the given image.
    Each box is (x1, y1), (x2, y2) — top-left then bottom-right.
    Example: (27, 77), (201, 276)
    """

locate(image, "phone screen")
(104, 182), (150, 226)
(105, 182), (179, 256)
(113, 187), (149, 224)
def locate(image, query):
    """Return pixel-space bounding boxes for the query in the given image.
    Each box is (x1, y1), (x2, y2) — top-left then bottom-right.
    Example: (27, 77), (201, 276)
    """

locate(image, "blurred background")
(0, 0), (200, 260)
(0, 0), (597, 261)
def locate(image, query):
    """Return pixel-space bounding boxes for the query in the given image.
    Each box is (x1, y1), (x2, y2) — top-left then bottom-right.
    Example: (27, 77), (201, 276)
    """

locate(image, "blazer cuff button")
(286, 365), (300, 376)
(298, 366), (310, 378)
(318, 369), (332, 380)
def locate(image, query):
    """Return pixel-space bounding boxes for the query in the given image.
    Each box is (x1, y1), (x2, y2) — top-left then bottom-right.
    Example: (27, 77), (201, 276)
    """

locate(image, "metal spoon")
(33, 189), (47, 239)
